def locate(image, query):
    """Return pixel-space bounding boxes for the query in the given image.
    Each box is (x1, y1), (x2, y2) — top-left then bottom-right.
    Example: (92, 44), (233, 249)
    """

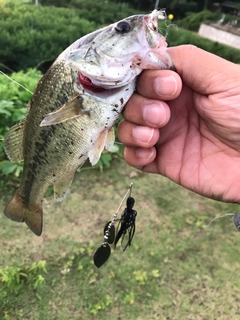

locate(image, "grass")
(1, 159), (240, 320)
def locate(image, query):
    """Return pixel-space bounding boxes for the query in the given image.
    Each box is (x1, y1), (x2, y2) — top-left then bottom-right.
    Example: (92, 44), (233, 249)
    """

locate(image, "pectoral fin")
(40, 95), (90, 127)
(4, 119), (25, 162)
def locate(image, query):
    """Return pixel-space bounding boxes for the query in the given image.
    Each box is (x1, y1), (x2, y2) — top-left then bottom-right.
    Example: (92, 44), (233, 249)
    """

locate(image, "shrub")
(176, 10), (221, 31)
(0, 69), (41, 184)
(0, 1), (138, 72)
(161, 22), (240, 64)
(0, 2), (98, 72)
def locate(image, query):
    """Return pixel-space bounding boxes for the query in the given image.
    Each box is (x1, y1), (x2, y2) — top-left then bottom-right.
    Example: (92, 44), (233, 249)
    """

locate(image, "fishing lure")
(93, 183), (137, 268)
(113, 196), (137, 251)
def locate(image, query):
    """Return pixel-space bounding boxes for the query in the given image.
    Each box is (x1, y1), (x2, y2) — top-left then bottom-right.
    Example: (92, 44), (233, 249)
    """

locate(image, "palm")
(154, 84), (240, 202)
(121, 46), (240, 202)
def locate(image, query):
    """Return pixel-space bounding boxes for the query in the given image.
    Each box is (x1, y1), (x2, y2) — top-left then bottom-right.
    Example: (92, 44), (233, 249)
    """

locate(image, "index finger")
(136, 69), (182, 100)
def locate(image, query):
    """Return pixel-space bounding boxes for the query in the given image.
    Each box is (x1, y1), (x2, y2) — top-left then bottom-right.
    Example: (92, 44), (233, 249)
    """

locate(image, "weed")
(0, 260), (47, 295)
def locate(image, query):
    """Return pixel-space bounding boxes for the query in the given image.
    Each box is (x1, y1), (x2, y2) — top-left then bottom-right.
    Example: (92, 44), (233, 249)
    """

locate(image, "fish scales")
(4, 62), (124, 235)
(4, 10), (173, 235)
(19, 62), (76, 206)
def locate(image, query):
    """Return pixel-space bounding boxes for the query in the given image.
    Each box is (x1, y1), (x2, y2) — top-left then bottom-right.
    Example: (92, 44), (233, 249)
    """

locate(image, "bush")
(0, 2), (98, 72)
(38, 0), (138, 25)
(0, 69), (41, 184)
(0, 1), (138, 72)
(160, 22), (240, 64)
(176, 10), (221, 31)
(0, 69), (41, 146)
(169, 0), (198, 19)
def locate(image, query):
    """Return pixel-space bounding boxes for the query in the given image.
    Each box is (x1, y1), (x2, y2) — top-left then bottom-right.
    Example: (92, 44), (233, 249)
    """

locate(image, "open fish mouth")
(75, 71), (137, 105)
(77, 68), (139, 91)
(78, 72), (106, 92)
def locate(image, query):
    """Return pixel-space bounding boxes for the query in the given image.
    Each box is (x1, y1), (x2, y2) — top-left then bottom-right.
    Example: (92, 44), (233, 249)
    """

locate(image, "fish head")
(64, 10), (172, 92)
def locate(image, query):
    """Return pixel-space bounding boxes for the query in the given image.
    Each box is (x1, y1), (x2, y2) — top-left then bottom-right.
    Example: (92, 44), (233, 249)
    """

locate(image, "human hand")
(118, 45), (240, 202)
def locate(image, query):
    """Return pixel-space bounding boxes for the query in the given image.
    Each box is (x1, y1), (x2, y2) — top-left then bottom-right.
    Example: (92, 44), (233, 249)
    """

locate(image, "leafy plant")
(0, 161), (23, 177)
(176, 9), (221, 31)
(0, 1), (137, 72)
(0, 69), (41, 187)
(162, 21), (240, 64)
(0, 260), (47, 298)
(0, 69), (41, 135)
(89, 294), (113, 315)
(94, 144), (122, 171)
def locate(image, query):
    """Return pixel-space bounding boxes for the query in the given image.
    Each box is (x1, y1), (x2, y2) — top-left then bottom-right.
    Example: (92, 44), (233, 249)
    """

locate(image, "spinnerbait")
(93, 183), (137, 268)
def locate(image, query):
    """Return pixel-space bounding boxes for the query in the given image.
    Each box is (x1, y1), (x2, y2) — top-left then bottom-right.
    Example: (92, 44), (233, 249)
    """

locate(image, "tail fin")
(4, 190), (43, 236)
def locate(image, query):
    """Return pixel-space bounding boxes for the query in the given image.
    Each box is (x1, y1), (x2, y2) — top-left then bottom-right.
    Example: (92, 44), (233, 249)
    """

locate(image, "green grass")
(1, 159), (240, 319)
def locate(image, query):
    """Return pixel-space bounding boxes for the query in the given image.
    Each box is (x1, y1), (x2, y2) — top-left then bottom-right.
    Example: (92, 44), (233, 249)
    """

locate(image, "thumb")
(167, 45), (237, 94)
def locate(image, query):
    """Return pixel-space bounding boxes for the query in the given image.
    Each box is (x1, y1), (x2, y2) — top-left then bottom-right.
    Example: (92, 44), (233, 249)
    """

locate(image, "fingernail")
(154, 75), (177, 96)
(136, 147), (155, 159)
(143, 103), (166, 126)
(132, 127), (154, 143)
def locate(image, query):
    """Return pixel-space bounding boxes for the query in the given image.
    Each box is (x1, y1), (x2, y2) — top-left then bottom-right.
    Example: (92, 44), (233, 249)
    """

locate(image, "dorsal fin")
(4, 119), (25, 162)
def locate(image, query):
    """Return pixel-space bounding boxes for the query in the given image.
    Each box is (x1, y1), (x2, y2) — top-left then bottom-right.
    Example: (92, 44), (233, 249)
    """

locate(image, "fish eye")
(115, 20), (131, 33)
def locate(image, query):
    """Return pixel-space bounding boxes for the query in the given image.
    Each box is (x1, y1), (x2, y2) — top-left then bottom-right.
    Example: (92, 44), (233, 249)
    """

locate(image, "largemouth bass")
(4, 10), (172, 236)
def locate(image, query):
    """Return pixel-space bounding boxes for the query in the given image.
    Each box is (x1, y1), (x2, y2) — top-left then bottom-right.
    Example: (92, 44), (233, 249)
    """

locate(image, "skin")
(118, 45), (240, 203)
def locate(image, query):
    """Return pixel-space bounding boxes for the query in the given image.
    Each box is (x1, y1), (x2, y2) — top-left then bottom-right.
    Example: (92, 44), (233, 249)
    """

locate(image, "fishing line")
(156, 10), (181, 41)
(0, 71), (33, 94)
(115, 183), (133, 214)
(207, 212), (240, 232)
(207, 213), (235, 227)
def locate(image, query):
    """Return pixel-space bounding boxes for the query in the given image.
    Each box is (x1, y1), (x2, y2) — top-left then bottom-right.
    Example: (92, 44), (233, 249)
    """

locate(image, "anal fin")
(54, 174), (74, 202)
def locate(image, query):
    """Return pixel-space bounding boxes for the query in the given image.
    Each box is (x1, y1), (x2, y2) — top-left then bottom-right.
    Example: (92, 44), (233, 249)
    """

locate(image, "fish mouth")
(67, 9), (172, 96)
(144, 9), (160, 32)
(78, 72), (105, 92)
(76, 71), (137, 107)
